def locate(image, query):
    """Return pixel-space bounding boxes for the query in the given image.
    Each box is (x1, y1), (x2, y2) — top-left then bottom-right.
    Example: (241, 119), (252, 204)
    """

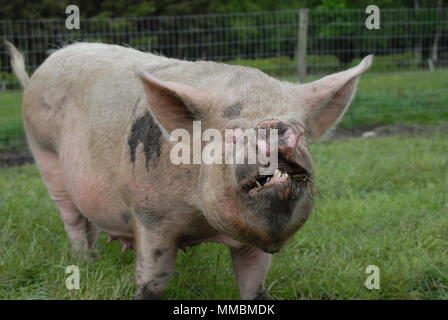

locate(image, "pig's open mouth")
(240, 157), (310, 199)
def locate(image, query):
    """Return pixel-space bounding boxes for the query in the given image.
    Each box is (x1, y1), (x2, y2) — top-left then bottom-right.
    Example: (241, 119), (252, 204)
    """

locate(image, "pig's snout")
(237, 119), (312, 201)
(255, 119), (299, 157)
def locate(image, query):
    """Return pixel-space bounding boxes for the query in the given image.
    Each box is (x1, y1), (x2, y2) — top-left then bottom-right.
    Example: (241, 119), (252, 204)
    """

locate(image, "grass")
(343, 70), (448, 127)
(0, 133), (447, 299)
(285, 69), (448, 128)
(1, 69), (448, 152)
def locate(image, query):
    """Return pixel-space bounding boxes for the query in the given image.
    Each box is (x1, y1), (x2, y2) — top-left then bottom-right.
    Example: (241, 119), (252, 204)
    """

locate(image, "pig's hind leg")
(32, 147), (98, 251)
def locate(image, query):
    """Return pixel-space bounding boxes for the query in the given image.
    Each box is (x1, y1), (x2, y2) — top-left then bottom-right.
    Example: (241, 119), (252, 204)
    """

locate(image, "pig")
(6, 40), (372, 300)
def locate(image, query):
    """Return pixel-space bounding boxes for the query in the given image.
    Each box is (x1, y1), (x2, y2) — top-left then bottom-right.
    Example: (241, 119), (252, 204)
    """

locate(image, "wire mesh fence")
(308, 8), (448, 75)
(1, 8), (447, 90)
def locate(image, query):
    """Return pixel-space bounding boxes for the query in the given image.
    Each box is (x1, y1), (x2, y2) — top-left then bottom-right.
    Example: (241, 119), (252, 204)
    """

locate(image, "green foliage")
(0, 72), (18, 85)
(0, 91), (26, 152)
(349, 52), (420, 72)
(227, 53), (444, 76)
(227, 56), (295, 76)
(307, 8), (448, 65)
(1, 0), (443, 19)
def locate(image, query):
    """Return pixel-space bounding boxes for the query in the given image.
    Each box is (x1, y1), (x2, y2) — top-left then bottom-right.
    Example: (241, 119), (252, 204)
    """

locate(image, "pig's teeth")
(267, 177), (271, 182)
(256, 180), (262, 187)
(274, 169), (281, 178)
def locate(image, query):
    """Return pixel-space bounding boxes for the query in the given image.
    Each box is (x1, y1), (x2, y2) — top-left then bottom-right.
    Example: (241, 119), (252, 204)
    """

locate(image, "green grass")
(343, 70), (448, 127)
(283, 69), (448, 128)
(1, 69), (448, 152)
(1, 134), (447, 299)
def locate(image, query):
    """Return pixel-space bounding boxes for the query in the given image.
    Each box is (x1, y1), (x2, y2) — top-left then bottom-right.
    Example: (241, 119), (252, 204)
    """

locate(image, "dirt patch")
(0, 123), (447, 168)
(331, 123), (448, 140)
(0, 149), (33, 168)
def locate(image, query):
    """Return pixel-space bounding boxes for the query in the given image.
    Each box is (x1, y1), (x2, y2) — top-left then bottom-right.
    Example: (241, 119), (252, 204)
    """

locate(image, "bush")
(226, 56), (295, 77)
(0, 72), (20, 90)
(349, 52), (420, 73)
(226, 52), (432, 79)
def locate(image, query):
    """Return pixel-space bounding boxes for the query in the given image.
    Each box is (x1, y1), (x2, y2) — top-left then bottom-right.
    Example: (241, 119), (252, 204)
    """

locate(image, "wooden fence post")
(297, 8), (309, 82)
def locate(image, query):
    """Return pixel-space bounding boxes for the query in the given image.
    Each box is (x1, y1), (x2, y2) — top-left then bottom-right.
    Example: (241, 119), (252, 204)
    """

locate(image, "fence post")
(297, 8), (309, 82)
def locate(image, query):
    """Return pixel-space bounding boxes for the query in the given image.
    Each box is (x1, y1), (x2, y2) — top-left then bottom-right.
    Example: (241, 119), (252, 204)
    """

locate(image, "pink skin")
(256, 120), (299, 157)
(28, 144), (98, 251)
(231, 246), (272, 300)
(280, 128), (299, 153)
(232, 120), (300, 173)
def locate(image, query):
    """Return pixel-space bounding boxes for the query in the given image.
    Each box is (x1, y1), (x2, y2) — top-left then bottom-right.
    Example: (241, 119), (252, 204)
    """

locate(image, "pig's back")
(25, 43), (186, 166)
(24, 42), (238, 142)
(23, 42), (255, 167)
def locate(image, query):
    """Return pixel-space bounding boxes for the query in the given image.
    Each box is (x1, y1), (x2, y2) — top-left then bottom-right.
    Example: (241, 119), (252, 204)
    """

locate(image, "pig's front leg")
(230, 246), (273, 300)
(134, 223), (177, 300)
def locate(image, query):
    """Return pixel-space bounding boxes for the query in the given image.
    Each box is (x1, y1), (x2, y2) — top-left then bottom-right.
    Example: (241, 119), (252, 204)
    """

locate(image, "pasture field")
(0, 133), (447, 299)
(1, 69), (448, 152)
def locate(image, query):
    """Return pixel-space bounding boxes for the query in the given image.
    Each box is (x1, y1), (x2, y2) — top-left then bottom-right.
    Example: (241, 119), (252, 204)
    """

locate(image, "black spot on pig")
(121, 213), (131, 225)
(135, 207), (164, 229)
(155, 272), (168, 278)
(235, 163), (258, 184)
(41, 102), (51, 109)
(135, 282), (161, 300)
(153, 249), (163, 261)
(223, 102), (243, 119)
(128, 111), (162, 169)
(241, 194), (295, 234)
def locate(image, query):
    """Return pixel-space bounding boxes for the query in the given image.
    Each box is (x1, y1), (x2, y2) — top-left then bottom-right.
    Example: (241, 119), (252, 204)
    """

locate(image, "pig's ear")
(136, 67), (214, 133)
(299, 55), (373, 139)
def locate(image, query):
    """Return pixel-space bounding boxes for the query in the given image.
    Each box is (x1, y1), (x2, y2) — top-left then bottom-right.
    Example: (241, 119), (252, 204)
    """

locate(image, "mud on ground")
(331, 123), (448, 140)
(0, 149), (34, 168)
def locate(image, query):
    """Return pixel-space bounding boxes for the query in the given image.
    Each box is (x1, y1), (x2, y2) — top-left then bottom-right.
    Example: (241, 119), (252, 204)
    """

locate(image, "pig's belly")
(57, 129), (135, 238)
(64, 164), (134, 238)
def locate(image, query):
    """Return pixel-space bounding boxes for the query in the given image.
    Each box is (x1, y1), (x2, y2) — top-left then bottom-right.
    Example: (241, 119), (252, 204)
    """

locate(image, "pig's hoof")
(135, 285), (161, 300)
(254, 290), (273, 300)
